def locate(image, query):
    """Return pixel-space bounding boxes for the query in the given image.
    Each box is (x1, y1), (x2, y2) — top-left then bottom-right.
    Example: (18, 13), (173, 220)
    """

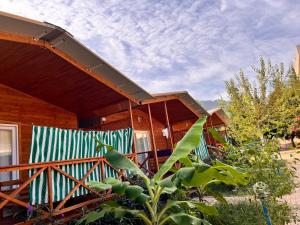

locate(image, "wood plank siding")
(0, 83), (77, 168)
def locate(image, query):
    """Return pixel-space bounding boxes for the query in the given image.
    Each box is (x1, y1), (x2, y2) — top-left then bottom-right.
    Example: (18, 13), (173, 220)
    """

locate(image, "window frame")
(134, 130), (152, 153)
(0, 123), (19, 181)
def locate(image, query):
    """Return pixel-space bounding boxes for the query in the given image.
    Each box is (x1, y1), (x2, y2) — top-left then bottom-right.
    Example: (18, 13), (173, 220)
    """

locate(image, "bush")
(207, 200), (298, 225)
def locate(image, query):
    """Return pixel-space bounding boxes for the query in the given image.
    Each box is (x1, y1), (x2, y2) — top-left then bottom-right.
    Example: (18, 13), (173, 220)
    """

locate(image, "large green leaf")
(154, 116), (207, 182)
(105, 150), (148, 180)
(87, 181), (112, 191)
(174, 161), (248, 188)
(103, 177), (121, 185)
(204, 188), (227, 204)
(112, 182), (129, 195)
(135, 193), (151, 204)
(208, 128), (230, 148)
(77, 205), (146, 225)
(125, 185), (144, 200)
(168, 213), (211, 225)
(172, 201), (218, 216)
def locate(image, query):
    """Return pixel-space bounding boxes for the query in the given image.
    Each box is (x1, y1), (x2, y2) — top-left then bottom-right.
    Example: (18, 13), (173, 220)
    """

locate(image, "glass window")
(135, 131), (151, 171)
(0, 124), (18, 184)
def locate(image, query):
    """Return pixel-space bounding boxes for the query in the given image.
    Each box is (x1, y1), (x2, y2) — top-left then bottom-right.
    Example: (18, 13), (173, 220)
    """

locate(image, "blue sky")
(1, 0), (299, 100)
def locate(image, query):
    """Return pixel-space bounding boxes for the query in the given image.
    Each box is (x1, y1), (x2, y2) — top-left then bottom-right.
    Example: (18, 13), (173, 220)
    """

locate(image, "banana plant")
(78, 116), (248, 225)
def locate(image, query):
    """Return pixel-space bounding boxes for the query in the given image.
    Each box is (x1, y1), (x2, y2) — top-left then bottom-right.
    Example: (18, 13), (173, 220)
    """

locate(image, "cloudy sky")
(1, 0), (299, 100)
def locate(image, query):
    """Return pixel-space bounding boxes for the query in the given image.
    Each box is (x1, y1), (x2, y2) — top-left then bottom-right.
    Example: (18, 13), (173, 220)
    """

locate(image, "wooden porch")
(0, 155), (136, 224)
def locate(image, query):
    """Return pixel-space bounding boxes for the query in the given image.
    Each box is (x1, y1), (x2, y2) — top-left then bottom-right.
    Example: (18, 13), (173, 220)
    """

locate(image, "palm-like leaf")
(154, 116), (207, 182)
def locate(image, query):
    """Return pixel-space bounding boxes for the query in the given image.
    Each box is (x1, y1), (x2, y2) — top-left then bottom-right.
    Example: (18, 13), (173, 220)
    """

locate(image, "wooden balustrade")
(0, 151), (172, 222)
(0, 154), (136, 220)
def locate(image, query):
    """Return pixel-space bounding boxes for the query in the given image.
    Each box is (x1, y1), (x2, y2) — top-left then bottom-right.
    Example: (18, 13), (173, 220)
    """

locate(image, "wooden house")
(0, 12), (210, 224)
(205, 108), (228, 151)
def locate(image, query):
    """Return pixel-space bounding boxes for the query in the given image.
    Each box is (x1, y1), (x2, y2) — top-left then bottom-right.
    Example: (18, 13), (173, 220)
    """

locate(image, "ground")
(280, 150), (300, 225)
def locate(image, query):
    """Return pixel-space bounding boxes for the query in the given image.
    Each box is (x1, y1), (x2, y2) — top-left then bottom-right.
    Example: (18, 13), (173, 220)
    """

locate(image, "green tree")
(224, 57), (300, 145)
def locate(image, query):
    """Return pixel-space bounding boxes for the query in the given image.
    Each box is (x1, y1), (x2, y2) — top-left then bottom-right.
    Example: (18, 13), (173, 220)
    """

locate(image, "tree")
(224, 57), (300, 145)
(77, 117), (247, 225)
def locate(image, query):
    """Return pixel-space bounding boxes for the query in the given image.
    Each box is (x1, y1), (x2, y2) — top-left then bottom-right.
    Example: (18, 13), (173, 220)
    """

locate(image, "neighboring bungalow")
(204, 108), (228, 149)
(0, 12), (210, 223)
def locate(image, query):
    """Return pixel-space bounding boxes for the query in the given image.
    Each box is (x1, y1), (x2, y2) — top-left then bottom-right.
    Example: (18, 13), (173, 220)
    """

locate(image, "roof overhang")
(0, 12), (153, 117)
(144, 91), (209, 117)
(141, 91), (209, 124)
(208, 108), (228, 126)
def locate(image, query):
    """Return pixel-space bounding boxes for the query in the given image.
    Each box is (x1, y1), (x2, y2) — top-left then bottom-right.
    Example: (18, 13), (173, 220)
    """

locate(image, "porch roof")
(142, 91), (209, 124)
(0, 12), (152, 118)
(208, 108), (228, 127)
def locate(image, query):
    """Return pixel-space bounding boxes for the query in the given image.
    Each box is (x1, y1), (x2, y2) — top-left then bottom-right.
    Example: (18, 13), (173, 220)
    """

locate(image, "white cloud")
(0, 0), (299, 100)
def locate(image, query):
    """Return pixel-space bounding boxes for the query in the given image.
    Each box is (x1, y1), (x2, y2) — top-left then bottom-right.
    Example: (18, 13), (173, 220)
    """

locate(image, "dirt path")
(280, 150), (300, 225)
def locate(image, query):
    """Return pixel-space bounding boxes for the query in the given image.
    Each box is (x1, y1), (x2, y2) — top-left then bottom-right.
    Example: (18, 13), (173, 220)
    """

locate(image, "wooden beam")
(128, 100), (137, 163)
(92, 100), (130, 117)
(101, 161), (105, 181)
(54, 161), (101, 211)
(0, 156), (110, 172)
(143, 94), (203, 118)
(0, 167), (46, 209)
(51, 165), (101, 197)
(51, 194), (114, 216)
(47, 167), (53, 212)
(204, 123), (212, 146)
(0, 192), (30, 208)
(147, 104), (159, 171)
(209, 116), (216, 146)
(163, 101), (174, 149)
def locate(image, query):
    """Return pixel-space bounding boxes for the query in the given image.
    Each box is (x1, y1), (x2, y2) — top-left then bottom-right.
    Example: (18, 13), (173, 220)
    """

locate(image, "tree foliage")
(224, 57), (300, 144)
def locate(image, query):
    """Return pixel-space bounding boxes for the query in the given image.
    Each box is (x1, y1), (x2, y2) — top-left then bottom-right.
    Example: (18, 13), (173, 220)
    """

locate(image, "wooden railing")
(0, 154), (136, 220)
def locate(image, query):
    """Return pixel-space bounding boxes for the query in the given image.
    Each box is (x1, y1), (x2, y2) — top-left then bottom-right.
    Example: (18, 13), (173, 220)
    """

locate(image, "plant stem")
(138, 213), (153, 225)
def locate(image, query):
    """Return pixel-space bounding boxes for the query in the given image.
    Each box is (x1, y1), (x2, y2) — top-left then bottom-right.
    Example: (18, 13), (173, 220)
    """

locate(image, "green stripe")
(29, 127), (133, 204)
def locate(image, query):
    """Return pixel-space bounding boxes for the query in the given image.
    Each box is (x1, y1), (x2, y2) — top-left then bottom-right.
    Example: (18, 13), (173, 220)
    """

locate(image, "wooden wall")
(0, 83), (78, 166)
(101, 108), (170, 150)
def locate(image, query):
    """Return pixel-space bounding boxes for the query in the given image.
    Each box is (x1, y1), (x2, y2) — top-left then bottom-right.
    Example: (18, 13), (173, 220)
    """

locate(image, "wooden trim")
(51, 195), (114, 216)
(163, 101), (174, 149)
(47, 167), (53, 212)
(147, 104), (159, 171)
(0, 31), (140, 104)
(0, 167), (46, 209)
(128, 100), (137, 163)
(0, 155), (136, 172)
(209, 116), (216, 145)
(51, 165), (101, 197)
(143, 94), (202, 118)
(101, 161), (105, 180)
(54, 161), (101, 211)
(204, 123), (212, 145)
(0, 192), (30, 208)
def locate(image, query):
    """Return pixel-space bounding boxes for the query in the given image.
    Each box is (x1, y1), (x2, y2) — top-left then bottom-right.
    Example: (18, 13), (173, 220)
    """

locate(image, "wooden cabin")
(101, 91), (209, 173)
(205, 108), (228, 152)
(0, 12), (210, 224)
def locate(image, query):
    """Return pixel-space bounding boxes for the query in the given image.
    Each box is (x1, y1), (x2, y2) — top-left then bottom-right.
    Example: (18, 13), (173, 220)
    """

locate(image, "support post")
(209, 116), (216, 146)
(128, 100), (137, 163)
(47, 167), (53, 212)
(147, 104), (159, 171)
(205, 122), (212, 146)
(163, 101), (174, 149)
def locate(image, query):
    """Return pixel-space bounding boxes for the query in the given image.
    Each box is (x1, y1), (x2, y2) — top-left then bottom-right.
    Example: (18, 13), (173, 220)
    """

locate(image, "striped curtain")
(194, 133), (210, 160)
(29, 126), (133, 205)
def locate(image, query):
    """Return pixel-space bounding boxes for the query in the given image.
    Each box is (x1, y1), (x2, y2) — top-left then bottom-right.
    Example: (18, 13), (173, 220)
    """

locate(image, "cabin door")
(0, 124), (19, 189)
(135, 131), (151, 172)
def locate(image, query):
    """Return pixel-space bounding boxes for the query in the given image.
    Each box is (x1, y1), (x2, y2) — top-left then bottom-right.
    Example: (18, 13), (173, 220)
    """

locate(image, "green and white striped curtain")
(29, 126), (133, 205)
(194, 133), (210, 160)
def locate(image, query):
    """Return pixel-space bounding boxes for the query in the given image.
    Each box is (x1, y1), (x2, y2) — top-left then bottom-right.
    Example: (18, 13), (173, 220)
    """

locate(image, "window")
(135, 131), (151, 171)
(0, 124), (19, 184)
